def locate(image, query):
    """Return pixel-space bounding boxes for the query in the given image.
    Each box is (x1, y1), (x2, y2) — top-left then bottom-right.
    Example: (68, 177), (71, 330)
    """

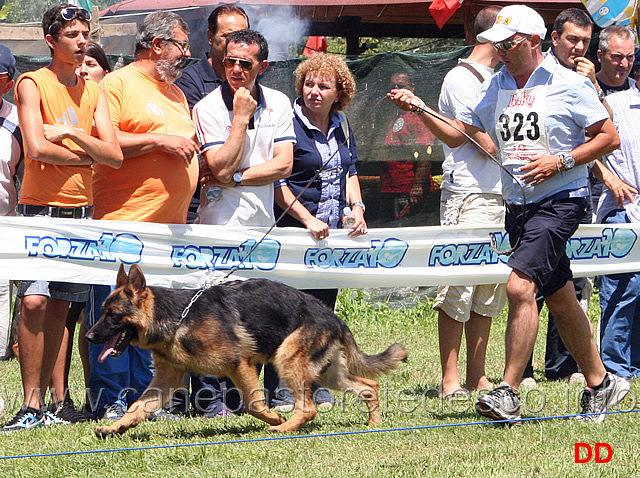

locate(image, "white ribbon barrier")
(0, 216), (637, 289)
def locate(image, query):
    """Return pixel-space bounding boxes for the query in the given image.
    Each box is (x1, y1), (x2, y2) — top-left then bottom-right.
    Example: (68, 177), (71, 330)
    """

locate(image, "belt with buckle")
(17, 204), (94, 219)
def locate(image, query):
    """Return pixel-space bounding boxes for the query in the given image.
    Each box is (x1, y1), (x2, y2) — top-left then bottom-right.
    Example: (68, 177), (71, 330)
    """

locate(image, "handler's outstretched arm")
(387, 88), (479, 149)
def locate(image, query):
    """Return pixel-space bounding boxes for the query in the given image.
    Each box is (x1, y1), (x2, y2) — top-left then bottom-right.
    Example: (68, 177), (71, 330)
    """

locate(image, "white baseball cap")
(477, 5), (547, 44)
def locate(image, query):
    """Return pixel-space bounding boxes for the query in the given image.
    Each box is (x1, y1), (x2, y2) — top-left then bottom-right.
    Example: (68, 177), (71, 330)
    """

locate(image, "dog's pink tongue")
(98, 334), (120, 363)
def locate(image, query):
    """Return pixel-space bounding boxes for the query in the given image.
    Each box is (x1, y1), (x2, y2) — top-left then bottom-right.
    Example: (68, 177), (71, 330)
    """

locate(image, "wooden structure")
(99, 0), (587, 55)
(0, 0), (587, 57)
(0, 6), (137, 57)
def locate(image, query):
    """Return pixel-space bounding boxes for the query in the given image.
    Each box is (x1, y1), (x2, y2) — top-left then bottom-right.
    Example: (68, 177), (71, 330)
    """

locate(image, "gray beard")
(155, 57), (184, 84)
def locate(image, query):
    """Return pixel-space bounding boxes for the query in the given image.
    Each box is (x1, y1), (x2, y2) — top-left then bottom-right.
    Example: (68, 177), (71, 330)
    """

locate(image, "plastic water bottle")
(199, 155), (221, 202)
(343, 207), (355, 228)
(204, 185), (222, 202)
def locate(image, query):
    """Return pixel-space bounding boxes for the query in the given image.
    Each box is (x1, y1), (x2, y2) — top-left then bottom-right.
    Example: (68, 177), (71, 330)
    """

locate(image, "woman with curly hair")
(275, 53), (367, 251)
(273, 53), (368, 410)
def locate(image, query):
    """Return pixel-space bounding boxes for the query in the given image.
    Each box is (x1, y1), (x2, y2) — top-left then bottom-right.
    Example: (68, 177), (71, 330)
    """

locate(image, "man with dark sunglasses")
(192, 29), (295, 227)
(3, 3), (122, 432)
(520, 9), (636, 389)
(192, 29), (295, 412)
(389, 4), (629, 424)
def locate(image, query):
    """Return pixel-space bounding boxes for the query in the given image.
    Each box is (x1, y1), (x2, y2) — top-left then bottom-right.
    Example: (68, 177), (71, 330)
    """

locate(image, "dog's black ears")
(127, 264), (147, 295)
(116, 263), (147, 295)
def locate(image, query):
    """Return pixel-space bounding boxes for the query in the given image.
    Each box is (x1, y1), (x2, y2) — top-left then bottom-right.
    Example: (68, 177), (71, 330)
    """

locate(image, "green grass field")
(0, 289), (638, 477)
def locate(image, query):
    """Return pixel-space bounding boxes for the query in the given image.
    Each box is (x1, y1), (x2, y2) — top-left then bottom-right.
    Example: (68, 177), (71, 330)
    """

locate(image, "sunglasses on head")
(60, 6), (91, 22)
(223, 57), (254, 72)
(493, 36), (527, 52)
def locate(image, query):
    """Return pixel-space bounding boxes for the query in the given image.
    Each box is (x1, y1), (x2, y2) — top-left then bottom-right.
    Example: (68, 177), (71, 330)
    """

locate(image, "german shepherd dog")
(86, 264), (408, 438)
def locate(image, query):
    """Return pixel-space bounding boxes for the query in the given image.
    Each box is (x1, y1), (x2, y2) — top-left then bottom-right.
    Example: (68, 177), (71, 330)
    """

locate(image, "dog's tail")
(344, 331), (407, 378)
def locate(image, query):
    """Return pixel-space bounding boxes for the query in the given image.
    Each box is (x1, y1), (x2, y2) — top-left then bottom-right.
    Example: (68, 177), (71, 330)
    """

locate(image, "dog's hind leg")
(267, 345), (318, 432)
(95, 363), (184, 438)
(229, 360), (286, 428)
(319, 360), (382, 426)
(267, 376), (317, 433)
(349, 376), (381, 426)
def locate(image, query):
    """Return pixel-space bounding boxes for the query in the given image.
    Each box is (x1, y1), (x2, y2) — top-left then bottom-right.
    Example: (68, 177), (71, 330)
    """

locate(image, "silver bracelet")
(351, 201), (366, 213)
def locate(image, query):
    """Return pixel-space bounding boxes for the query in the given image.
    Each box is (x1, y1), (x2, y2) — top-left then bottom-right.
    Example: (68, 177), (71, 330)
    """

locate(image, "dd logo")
(574, 443), (613, 463)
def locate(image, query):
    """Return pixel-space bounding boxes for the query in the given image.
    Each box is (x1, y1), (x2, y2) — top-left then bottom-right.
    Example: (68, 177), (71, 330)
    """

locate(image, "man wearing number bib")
(388, 4), (629, 424)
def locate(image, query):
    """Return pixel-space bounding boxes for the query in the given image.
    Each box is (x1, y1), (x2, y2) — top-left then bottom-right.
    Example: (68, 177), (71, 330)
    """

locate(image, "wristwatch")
(351, 201), (366, 213)
(232, 171), (243, 186)
(597, 88), (606, 102)
(558, 152), (575, 172)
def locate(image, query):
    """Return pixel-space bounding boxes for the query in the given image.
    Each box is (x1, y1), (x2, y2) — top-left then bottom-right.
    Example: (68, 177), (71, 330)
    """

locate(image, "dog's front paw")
(94, 425), (123, 439)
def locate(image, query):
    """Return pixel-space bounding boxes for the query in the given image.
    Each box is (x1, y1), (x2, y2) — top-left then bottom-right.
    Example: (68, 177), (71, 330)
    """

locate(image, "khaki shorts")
(433, 191), (507, 322)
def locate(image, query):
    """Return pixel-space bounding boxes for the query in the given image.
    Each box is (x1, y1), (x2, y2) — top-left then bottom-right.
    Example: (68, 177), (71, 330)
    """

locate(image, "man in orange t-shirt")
(93, 14), (198, 223)
(4, 4), (122, 432)
(85, 11), (198, 421)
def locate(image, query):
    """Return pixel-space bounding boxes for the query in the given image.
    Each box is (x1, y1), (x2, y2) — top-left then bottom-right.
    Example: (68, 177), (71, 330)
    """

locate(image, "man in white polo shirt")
(193, 29), (295, 226)
(191, 28), (295, 413)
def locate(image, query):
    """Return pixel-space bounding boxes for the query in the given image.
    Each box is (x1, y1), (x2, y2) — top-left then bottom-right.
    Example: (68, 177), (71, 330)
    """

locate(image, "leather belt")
(17, 204), (94, 219)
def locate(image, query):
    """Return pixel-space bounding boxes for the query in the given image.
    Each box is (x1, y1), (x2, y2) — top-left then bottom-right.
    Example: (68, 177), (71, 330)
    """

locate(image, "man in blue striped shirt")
(389, 4), (629, 424)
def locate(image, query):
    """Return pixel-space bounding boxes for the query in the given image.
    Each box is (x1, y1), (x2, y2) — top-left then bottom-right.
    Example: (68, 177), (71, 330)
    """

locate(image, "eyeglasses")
(165, 38), (190, 54)
(493, 36), (528, 52)
(608, 53), (635, 64)
(223, 57), (254, 72)
(60, 6), (91, 22)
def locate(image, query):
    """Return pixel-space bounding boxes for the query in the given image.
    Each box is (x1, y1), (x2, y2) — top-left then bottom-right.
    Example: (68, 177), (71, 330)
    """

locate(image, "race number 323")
(498, 112), (541, 142)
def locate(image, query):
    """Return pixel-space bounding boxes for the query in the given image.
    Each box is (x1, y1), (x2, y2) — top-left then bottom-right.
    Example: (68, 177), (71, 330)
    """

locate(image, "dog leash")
(409, 99), (527, 256)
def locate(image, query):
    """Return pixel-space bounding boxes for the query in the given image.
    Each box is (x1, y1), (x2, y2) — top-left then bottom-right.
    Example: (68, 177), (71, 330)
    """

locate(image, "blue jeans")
(85, 285), (153, 418)
(599, 209), (640, 378)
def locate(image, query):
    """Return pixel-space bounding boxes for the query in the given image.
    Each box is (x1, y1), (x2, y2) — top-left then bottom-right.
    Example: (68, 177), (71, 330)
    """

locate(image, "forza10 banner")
(0, 217), (636, 289)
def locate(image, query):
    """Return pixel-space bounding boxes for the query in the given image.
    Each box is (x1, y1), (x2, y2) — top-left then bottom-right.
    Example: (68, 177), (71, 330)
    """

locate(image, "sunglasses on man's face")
(60, 6), (91, 22)
(223, 57), (254, 72)
(493, 36), (527, 52)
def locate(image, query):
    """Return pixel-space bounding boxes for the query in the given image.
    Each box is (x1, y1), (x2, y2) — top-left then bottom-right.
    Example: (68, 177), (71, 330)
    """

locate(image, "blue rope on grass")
(1, 408), (639, 460)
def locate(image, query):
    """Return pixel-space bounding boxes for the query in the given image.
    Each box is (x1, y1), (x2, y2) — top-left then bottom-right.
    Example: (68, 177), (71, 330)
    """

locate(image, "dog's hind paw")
(94, 425), (121, 438)
(266, 424), (287, 433)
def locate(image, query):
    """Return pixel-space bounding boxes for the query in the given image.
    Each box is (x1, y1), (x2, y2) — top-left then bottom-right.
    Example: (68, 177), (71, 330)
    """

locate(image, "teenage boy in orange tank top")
(2, 4), (122, 432)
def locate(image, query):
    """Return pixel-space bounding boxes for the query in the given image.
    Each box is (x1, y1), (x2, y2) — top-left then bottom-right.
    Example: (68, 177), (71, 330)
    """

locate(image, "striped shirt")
(597, 81), (640, 222)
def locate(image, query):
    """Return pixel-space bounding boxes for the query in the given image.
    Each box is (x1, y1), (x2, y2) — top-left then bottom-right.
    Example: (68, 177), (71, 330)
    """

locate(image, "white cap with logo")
(477, 5), (547, 44)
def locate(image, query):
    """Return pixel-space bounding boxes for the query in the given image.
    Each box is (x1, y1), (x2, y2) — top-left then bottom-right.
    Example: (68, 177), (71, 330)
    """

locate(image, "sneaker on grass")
(575, 373), (630, 424)
(99, 403), (126, 421)
(43, 410), (69, 425)
(150, 408), (182, 421)
(2, 407), (44, 432)
(475, 382), (521, 422)
(49, 398), (88, 424)
(201, 406), (235, 419)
